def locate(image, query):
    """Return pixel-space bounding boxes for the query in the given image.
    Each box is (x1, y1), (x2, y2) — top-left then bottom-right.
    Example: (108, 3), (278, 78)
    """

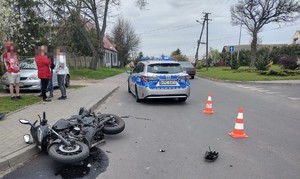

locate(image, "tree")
(111, 17), (140, 67)
(41, 0), (148, 70)
(0, 0), (53, 56)
(170, 48), (189, 61)
(231, 0), (300, 67)
(209, 47), (221, 65)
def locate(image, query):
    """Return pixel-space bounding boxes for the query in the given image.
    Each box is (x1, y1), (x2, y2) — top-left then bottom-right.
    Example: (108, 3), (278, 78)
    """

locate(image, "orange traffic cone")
(229, 108), (248, 138)
(203, 93), (214, 114)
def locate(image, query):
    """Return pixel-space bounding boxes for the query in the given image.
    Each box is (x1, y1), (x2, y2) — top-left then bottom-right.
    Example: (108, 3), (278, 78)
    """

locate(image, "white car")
(0, 57), (70, 91)
(128, 59), (191, 102)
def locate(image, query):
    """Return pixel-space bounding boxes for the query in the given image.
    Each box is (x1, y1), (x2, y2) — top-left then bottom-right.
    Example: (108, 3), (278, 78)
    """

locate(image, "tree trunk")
(249, 31), (258, 68)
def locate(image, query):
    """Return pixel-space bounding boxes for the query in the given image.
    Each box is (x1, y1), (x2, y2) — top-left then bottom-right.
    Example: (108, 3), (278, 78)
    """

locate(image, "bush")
(195, 61), (203, 69)
(229, 54), (240, 70)
(278, 55), (298, 70)
(259, 69), (300, 76)
(255, 51), (272, 71)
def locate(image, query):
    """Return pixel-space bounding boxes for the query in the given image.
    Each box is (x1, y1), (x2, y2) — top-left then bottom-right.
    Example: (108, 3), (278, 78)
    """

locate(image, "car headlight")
(37, 127), (43, 143)
(27, 75), (39, 80)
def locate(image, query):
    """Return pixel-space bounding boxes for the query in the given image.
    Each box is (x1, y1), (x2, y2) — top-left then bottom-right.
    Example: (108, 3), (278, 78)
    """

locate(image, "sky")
(107, 0), (300, 59)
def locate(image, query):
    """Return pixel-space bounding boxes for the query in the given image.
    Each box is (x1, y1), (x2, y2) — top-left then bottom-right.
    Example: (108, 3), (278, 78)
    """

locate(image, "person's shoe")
(43, 98), (52, 102)
(11, 96), (16, 100)
(16, 96), (22, 99)
(49, 94), (53, 98)
(57, 96), (67, 100)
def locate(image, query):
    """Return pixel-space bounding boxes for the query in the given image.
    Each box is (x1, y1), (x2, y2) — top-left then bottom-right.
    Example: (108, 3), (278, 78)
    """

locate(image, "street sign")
(229, 46), (234, 52)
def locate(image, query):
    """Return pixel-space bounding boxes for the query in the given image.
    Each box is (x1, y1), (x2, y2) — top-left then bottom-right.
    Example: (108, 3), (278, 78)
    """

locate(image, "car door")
(130, 63), (144, 90)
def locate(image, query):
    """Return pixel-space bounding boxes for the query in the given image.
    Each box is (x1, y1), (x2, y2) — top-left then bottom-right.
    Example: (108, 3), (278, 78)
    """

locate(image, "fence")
(66, 53), (93, 68)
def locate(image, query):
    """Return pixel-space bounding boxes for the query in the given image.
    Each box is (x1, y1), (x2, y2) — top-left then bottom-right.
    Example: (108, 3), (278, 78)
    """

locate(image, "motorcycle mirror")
(23, 134), (33, 144)
(19, 119), (30, 125)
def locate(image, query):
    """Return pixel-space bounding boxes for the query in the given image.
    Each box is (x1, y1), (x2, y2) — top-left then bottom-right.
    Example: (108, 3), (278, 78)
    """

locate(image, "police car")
(127, 57), (191, 102)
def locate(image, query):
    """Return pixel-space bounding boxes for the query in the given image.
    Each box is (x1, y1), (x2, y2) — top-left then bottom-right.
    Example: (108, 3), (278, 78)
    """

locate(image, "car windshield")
(179, 62), (194, 68)
(147, 63), (183, 74)
(19, 58), (37, 70)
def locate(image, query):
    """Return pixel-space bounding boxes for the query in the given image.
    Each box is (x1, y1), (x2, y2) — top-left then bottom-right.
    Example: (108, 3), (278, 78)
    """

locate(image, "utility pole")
(237, 22), (242, 63)
(194, 18), (206, 67)
(194, 13), (211, 69)
(204, 12), (211, 70)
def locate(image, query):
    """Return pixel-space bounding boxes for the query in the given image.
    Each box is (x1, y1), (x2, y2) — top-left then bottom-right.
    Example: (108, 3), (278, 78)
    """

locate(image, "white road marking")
(288, 97), (300, 100)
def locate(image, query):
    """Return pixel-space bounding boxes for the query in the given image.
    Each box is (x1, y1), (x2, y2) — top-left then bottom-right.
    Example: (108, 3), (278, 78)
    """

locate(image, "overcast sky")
(108, 0), (300, 58)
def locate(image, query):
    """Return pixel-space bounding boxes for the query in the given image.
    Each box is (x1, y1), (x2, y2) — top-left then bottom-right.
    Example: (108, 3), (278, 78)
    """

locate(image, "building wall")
(104, 50), (118, 67)
(288, 31), (300, 45)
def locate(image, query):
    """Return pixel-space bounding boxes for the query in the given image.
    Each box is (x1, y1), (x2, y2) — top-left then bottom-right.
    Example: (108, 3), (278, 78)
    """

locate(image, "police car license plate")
(159, 80), (177, 85)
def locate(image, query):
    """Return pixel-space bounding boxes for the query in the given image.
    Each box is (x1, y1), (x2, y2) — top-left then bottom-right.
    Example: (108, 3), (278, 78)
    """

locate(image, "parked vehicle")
(178, 61), (196, 79)
(0, 57), (70, 91)
(19, 107), (125, 164)
(127, 58), (190, 102)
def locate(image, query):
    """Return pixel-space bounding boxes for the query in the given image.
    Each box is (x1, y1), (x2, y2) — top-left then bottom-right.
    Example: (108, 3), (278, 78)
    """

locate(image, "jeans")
(41, 78), (50, 100)
(57, 74), (66, 97)
(48, 77), (53, 96)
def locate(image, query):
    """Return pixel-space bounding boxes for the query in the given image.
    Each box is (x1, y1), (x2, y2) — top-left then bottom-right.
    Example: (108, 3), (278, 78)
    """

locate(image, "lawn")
(70, 67), (128, 80)
(197, 66), (300, 81)
(0, 95), (41, 114)
(0, 67), (128, 114)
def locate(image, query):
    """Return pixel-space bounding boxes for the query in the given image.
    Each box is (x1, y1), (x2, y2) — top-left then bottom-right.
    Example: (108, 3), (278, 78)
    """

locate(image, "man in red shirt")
(2, 41), (21, 100)
(35, 45), (52, 102)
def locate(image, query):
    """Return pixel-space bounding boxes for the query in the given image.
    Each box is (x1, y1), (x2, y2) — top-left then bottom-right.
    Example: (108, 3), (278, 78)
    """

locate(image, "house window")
(113, 53), (116, 64)
(106, 52), (110, 63)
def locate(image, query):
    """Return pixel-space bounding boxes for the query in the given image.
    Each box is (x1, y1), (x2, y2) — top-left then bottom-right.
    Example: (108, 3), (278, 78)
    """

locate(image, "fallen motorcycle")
(19, 107), (125, 164)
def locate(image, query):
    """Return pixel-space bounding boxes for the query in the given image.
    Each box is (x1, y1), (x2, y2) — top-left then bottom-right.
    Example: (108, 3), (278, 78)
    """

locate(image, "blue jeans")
(57, 74), (66, 97)
(48, 77), (53, 96)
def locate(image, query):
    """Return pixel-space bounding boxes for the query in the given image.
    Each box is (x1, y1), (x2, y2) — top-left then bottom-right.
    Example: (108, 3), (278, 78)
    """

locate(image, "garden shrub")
(255, 51), (272, 71)
(229, 54), (240, 70)
(278, 55), (298, 70)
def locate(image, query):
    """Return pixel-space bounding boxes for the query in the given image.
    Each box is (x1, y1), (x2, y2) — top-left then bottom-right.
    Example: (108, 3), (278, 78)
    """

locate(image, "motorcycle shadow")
(54, 147), (109, 178)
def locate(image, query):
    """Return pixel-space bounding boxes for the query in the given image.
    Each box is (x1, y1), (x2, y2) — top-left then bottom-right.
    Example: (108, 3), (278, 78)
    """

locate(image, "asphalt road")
(2, 77), (300, 179)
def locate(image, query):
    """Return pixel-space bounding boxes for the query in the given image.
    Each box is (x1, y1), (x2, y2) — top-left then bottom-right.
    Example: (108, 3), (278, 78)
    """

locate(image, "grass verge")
(0, 67), (128, 114)
(197, 66), (300, 81)
(0, 95), (41, 114)
(70, 67), (128, 80)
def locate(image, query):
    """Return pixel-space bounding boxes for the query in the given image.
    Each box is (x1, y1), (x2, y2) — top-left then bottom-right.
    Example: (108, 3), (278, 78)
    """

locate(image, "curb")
(0, 86), (119, 175)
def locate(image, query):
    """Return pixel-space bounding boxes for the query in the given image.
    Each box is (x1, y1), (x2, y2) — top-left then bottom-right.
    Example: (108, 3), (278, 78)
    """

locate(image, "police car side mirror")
(127, 70), (132, 75)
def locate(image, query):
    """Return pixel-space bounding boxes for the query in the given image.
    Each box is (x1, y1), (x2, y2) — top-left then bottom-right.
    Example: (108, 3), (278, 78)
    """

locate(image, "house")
(103, 37), (118, 67)
(82, 16), (118, 67)
(288, 30), (300, 45)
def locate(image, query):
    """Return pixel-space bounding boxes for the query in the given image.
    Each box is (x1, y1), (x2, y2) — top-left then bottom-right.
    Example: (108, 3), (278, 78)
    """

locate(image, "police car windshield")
(147, 63), (183, 74)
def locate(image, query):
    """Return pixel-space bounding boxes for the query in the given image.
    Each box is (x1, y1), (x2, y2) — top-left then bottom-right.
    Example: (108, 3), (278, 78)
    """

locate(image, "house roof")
(103, 37), (117, 52)
(80, 15), (117, 52)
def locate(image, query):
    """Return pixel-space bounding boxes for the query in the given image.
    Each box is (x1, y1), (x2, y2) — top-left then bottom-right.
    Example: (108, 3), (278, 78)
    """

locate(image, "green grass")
(0, 95), (41, 114)
(0, 67), (128, 114)
(70, 67), (128, 80)
(197, 66), (300, 81)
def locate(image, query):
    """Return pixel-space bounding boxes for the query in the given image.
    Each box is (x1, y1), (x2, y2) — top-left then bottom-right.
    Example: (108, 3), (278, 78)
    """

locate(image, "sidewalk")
(0, 73), (128, 174)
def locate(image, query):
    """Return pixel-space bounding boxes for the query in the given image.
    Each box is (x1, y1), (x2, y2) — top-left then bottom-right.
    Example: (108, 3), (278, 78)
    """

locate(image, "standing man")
(2, 41), (21, 100)
(35, 45), (51, 102)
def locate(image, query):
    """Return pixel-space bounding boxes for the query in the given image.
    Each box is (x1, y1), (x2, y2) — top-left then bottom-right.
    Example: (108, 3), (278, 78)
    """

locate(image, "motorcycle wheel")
(98, 114), (125, 135)
(48, 141), (89, 164)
